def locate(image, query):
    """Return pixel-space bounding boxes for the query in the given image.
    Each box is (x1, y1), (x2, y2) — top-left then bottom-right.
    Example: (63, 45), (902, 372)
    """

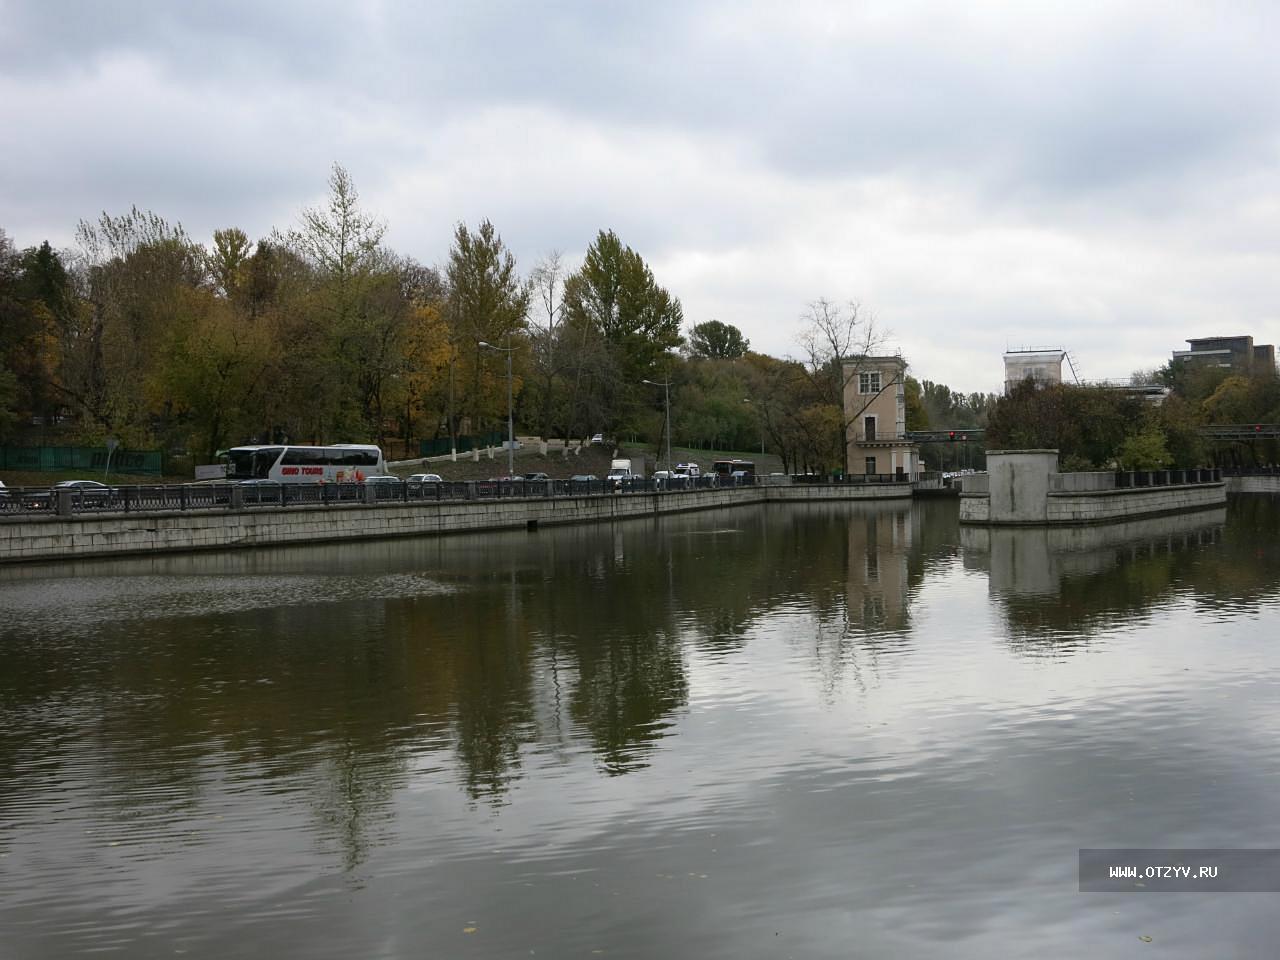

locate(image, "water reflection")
(2, 498), (1279, 958)
(960, 501), (1280, 651)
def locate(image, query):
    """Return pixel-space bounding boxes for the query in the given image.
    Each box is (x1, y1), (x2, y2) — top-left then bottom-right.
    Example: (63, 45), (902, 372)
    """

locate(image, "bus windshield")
(226, 447), (283, 480)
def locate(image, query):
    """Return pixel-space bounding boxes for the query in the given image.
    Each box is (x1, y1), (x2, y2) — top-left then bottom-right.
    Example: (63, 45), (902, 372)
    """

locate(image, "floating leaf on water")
(1140, 936), (1152, 943)
(463, 927), (477, 934)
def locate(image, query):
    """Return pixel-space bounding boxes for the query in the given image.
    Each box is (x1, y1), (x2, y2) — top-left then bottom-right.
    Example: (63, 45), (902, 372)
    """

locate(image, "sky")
(2, 0), (1278, 394)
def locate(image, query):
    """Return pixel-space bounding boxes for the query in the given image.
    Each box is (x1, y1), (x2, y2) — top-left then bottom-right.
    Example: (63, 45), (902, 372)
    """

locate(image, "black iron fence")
(1113, 468), (1222, 488)
(789, 473), (914, 485)
(0, 473), (757, 518)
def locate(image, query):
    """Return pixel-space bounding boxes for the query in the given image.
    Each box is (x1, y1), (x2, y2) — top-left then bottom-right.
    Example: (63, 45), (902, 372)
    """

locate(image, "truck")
(607, 458), (638, 490)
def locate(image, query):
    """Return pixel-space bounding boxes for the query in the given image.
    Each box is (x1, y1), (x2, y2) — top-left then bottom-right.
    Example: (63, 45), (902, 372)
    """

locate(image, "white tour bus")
(223, 444), (387, 483)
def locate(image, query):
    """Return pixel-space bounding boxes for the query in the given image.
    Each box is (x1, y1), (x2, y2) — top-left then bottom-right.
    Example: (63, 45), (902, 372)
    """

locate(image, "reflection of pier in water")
(961, 509), (1228, 645)
(961, 509), (1227, 597)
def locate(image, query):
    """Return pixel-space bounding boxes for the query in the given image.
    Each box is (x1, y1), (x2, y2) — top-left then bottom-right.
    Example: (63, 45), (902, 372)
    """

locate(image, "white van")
(672, 462), (701, 479)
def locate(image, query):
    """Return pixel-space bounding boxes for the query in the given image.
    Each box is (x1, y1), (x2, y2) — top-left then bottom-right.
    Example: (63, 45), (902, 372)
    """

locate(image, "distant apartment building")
(842, 355), (919, 478)
(1003, 349), (1065, 394)
(1171, 336), (1276, 374)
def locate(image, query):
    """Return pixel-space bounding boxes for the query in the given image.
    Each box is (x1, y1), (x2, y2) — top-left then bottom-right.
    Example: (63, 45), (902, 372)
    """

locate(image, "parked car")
(522, 472), (550, 482)
(570, 474), (598, 483)
(408, 473), (443, 483)
(53, 479), (115, 507)
(363, 475), (403, 484)
(590, 434), (604, 445)
(237, 478), (283, 504)
(730, 470), (752, 484)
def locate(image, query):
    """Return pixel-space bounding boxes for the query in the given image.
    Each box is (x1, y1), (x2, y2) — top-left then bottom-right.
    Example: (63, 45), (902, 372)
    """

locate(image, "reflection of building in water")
(846, 504), (914, 630)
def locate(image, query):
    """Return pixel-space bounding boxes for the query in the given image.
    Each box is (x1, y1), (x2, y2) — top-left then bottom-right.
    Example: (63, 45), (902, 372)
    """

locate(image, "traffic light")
(948, 431), (956, 440)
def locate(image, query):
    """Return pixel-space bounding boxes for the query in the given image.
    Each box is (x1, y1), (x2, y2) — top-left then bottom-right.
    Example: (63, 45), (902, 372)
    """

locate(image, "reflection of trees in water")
(0, 498), (967, 869)
(568, 631), (688, 775)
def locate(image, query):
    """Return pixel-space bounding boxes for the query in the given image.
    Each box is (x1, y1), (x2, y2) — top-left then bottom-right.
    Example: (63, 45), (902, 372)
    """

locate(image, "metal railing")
(1112, 468), (1221, 489)
(790, 473), (913, 485)
(0, 473), (758, 518)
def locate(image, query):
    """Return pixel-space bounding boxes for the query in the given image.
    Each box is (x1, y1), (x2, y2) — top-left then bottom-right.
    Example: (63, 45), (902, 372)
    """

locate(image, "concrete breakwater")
(0, 482), (912, 564)
(960, 450), (1226, 525)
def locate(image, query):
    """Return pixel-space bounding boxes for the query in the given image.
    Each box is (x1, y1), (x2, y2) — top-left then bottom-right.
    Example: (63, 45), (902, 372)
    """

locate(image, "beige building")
(842, 355), (920, 478)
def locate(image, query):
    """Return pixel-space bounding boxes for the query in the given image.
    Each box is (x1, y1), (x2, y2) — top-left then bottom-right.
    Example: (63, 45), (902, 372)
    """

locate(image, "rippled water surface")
(3, 498), (1280, 958)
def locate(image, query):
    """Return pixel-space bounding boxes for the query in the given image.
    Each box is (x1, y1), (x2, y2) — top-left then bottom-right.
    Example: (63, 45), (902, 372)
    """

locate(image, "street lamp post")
(479, 340), (515, 478)
(742, 399), (765, 455)
(642, 378), (672, 470)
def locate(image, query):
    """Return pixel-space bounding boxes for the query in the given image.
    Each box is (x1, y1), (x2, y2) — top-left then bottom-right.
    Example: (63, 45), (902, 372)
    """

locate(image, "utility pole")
(643, 378), (672, 469)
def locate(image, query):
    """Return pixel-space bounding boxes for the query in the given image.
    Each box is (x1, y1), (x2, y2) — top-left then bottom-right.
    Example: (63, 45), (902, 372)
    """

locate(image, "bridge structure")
(1200, 424), (1280, 441)
(905, 429), (986, 444)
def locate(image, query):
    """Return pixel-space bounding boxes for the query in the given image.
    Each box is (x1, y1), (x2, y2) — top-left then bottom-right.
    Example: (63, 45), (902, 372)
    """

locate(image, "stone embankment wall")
(0, 483), (912, 563)
(960, 450), (1226, 525)
(1226, 476), (1280, 495)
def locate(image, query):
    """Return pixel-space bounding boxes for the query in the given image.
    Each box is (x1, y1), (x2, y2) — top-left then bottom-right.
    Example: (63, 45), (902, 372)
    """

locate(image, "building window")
(865, 456), (877, 475)
(859, 372), (881, 394)
(864, 415), (877, 441)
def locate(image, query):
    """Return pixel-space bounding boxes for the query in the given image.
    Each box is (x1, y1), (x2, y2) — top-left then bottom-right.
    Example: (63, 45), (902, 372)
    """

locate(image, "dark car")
(237, 478), (283, 504)
(522, 473), (550, 482)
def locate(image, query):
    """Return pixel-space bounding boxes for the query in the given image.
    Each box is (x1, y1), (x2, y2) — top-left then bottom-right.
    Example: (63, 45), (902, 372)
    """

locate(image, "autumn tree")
(71, 208), (210, 444)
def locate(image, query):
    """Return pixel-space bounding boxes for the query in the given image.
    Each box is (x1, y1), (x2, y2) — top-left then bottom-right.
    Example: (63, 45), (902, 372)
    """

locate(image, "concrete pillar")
(55, 488), (73, 517)
(986, 450), (1058, 524)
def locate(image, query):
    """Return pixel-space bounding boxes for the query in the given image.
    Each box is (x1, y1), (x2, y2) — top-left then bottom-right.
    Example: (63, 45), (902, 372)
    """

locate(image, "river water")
(2, 498), (1279, 958)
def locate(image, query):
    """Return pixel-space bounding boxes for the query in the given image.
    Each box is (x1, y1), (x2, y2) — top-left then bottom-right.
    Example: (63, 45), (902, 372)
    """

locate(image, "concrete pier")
(960, 450), (1226, 525)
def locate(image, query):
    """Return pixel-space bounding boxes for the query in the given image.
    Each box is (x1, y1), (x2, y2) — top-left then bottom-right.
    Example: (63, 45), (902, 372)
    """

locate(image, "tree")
(687, 320), (749, 360)
(904, 376), (928, 431)
(1117, 422), (1173, 470)
(528, 251), (567, 439)
(287, 164), (385, 294)
(71, 207), (209, 443)
(445, 220), (530, 440)
(562, 230), (683, 437)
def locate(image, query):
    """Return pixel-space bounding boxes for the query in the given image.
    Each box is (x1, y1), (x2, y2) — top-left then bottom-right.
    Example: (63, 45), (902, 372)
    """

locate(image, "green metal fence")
(0, 445), (163, 475)
(418, 433), (504, 457)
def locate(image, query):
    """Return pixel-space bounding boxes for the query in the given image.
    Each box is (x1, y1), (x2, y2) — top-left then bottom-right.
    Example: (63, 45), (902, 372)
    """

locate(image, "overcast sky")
(2, 0), (1278, 393)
